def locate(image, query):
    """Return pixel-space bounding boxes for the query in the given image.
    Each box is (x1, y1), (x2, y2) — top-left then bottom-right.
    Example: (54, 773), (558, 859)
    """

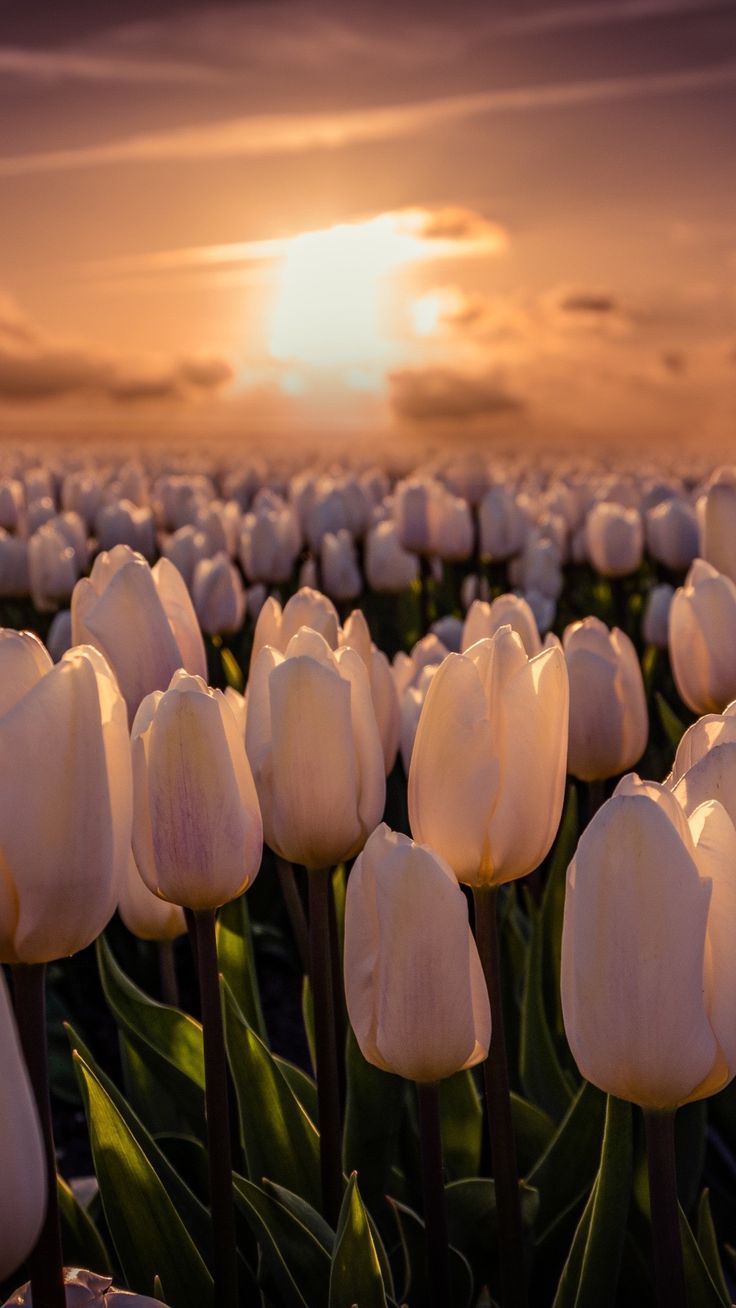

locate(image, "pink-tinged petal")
(561, 794), (716, 1109)
(0, 972), (46, 1280)
(689, 800), (736, 1086)
(408, 653), (499, 884)
(153, 556), (207, 678)
(0, 630), (52, 715)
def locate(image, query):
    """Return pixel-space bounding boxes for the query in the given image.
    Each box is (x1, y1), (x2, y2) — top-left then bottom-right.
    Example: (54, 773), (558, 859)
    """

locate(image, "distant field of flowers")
(1, 448), (736, 1308)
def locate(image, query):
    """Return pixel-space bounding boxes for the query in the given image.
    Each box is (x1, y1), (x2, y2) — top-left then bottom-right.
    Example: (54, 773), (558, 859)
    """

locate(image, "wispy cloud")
(493, 0), (733, 36)
(0, 46), (218, 85)
(1, 60), (735, 178)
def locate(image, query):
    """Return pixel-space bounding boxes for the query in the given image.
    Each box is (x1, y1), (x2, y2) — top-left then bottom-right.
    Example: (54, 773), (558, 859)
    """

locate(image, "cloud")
(390, 366), (523, 422)
(493, 0), (733, 36)
(0, 45), (218, 84)
(0, 297), (232, 405)
(1, 60), (735, 177)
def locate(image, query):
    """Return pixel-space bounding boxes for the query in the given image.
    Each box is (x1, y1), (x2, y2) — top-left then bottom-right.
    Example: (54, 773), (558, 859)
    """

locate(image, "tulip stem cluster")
(416, 1081), (451, 1308)
(472, 886), (527, 1308)
(192, 908), (239, 1308)
(308, 865), (344, 1227)
(11, 963), (65, 1308)
(644, 1110), (687, 1308)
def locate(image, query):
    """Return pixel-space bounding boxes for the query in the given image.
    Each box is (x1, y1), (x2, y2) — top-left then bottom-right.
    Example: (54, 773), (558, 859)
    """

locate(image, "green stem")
(158, 939), (179, 1009)
(473, 885), (527, 1308)
(11, 963), (65, 1308)
(308, 866), (343, 1226)
(416, 1082), (451, 1308)
(275, 856), (310, 974)
(193, 909), (238, 1308)
(644, 1110), (687, 1308)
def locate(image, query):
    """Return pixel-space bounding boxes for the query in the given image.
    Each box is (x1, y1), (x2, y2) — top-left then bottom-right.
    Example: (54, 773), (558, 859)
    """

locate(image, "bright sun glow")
(268, 216), (425, 373)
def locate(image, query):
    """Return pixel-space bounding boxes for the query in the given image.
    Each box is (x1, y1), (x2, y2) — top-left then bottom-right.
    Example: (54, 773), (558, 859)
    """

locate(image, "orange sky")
(0, 0), (735, 452)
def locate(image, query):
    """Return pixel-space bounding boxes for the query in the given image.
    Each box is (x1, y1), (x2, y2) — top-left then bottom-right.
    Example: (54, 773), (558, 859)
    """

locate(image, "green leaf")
(697, 1190), (730, 1306)
(519, 898), (576, 1121)
(527, 1080), (607, 1244)
(656, 691), (687, 749)
(510, 1092), (556, 1175)
(216, 894), (267, 1042)
(221, 647), (243, 692)
(233, 1175), (331, 1308)
(444, 1177), (539, 1294)
(330, 1174), (387, 1308)
(222, 980), (322, 1208)
(97, 936), (205, 1132)
(343, 1028), (406, 1219)
(440, 1069), (482, 1180)
(553, 1095), (632, 1308)
(73, 1053), (213, 1308)
(680, 1201), (729, 1308)
(263, 1180), (335, 1252)
(389, 1198), (474, 1308)
(65, 1023), (213, 1265)
(275, 1054), (319, 1124)
(57, 1175), (112, 1276)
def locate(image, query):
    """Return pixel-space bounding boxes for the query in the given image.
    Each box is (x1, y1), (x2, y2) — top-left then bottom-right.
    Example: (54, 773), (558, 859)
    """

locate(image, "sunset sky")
(1, 0), (735, 452)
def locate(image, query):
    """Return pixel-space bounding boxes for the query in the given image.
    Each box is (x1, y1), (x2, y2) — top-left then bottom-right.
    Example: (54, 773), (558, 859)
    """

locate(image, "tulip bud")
(461, 594), (542, 657)
(364, 521), (418, 592)
(246, 628), (385, 868)
(409, 626), (569, 885)
(191, 553), (246, 636)
(669, 558), (736, 714)
(131, 671), (262, 910)
(321, 529), (362, 602)
(96, 500), (156, 560)
(344, 824), (490, 1082)
(666, 702), (736, 833)
(249, 586), (339, 672)
(641, 583), (673, 649)
(28, 524), (78, 611)
(645, 498), (699, 572)
(0, 645), (131, 963)
(585, 502), (644, 577)
(0, 532), (29, 599)
(478, 485), (528, 560)
(561, 780), (736, 1108)
(701, 470), (736, 583)
(563, 617), (648, 781)
(72, 545), (207, 725)
(340, 611), (400, 773)
(0, 971), (46, 1282)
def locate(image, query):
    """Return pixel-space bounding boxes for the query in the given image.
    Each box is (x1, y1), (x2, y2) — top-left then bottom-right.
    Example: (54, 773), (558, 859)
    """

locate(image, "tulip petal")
(689, 800), (736, 1085)
(0, 973), (46, 1280)
(561, 794), (717, 1108)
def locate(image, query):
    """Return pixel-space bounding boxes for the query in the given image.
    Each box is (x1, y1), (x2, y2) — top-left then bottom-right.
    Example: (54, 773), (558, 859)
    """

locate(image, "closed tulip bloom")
(0, 971), (46, 1282)
(249, 586), (339, 672)
(399, 665), (437, 773)
(645, 498), (699, 572)
(28, 524), (78, 611)
(344, 824), (491, 1083)
(561, 780), (736, 1108)
(162, 525), (213, 588)
(564, 617), (648, 781)
(339, 611), (400, 773)
(364, 521), (419, 592)
(239, 499), (301, 584)
(0, 629), (52, 714)
(585, 502), (644, 577)
(408, 626), (569, 885)
(642, 583), (674, 648)
(666, 702), (736, 833)
(702, 472), (736, 583)
(0, 478), (24, 533)
(669, 558), (736, 714)
(321, 529), (362, 602)
(118, 849), (186, 942)
(246, 628), (385, 868)
(478, 485), (528, 560)
(0, 645), (131, 963)
(131, 671), (262, 910)
(191, 553), (246, 636)
(72, 545), (207, 724)
(95, 500), (156, 560)
(0, 531), (29, 598)
(462, 594), (542, 656)
(26, 497), (56, 537)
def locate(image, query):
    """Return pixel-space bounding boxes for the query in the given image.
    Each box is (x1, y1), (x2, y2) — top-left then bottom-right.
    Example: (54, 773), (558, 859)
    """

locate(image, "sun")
(267, 216), (424, 372)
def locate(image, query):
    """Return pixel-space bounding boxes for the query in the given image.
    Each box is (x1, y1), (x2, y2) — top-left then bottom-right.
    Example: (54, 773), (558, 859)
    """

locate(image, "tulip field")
(2, 451), (736, 1308)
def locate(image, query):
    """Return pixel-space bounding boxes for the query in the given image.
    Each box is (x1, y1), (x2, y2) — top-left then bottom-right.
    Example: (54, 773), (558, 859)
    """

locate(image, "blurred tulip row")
(1, 449), (736, 1308)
